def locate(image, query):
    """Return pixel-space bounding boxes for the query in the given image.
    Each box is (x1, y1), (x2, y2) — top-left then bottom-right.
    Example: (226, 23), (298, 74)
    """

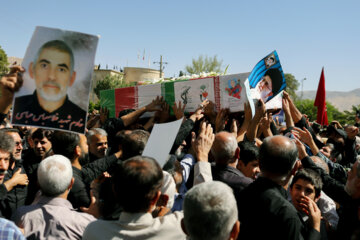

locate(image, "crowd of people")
(0, 66), (359, 239)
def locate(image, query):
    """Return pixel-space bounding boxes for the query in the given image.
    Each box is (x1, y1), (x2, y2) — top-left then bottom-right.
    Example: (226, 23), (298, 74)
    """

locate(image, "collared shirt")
(83, 211), (186, 240)
(13, 91), (86, 133)
(0, 218), (25, 240)
(12, 196), (95, 240)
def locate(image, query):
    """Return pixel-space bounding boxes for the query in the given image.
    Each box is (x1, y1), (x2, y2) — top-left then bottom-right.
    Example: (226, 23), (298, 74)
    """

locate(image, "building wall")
(124, 67), (163, 83)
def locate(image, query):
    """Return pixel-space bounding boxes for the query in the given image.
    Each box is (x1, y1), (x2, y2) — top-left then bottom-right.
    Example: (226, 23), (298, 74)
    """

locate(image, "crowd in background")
(0, 66), (360, 240)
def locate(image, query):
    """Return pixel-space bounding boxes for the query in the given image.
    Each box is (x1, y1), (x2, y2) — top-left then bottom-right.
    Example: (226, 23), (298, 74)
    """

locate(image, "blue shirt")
(171, 154), (196, 211)
(0, 218), (25, 240)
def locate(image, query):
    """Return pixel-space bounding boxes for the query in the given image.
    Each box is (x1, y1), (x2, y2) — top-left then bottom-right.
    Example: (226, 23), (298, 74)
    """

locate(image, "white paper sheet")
(142, 118), (184, 167)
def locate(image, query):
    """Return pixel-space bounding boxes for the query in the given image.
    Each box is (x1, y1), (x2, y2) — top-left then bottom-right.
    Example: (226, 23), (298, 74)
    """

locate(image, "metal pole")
(301, 78), (306, 100)
(160, 55), (163, 78)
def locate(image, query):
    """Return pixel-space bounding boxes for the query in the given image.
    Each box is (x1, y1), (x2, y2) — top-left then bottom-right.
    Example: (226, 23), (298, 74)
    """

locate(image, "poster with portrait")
(11, 26), (99, 134)
(248, 51), (286, 110)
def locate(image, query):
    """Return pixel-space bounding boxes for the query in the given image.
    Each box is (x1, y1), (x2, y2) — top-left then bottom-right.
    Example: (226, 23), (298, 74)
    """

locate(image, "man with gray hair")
(211, 131), (253, 195)
(0, 132), (17, 218)
(13, 155), (95, 239)
(182, 181), (240, 240)
(13, 40), (86, 132)
(0, 128), (29, 219)
(86, 128), (108, 162)
(238, 135), (321, 240)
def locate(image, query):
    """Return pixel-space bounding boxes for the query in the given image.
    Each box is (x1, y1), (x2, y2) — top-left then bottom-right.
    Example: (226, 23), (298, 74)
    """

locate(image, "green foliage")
(294, 99), (359, 125)
(93, 74), (124, 98)
(284, 73), (300, 100)
(88, 101), (100, 112)
(185, 55), (223, 74)
(0, 46), (9, 75)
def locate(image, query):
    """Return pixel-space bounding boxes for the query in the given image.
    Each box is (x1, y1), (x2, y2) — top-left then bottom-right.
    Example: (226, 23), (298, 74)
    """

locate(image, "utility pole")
(153, 55), (168, 78)
(301, 78), (306, 100)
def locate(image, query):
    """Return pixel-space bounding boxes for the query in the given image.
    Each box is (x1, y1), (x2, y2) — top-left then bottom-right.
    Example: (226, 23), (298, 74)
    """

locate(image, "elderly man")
(86, 128), (109, 162)
(238, 135), (321, 240)
(13, 40), (86, 132)
(13, 155), (95, 239)
(0, 132), (18, 218)
(211, 131), (253, 195)
(182, 181), (240, 240)
(0, 128), (29, 218)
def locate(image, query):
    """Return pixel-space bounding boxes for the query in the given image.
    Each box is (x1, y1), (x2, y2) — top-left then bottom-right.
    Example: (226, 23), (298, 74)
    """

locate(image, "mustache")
(42, 81), (61, 88)
(0, 169), (8, 175)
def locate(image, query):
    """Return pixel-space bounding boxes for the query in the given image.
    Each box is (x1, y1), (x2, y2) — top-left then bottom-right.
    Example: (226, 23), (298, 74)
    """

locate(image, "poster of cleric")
(248, 51), (286, 108)
(11, 26), (99, 134)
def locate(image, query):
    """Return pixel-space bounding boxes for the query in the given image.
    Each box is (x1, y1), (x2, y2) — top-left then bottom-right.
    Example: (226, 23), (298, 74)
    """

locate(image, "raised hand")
(172, 101), (186, 120)
(0, 66), (25, 113)
(145, 96), (164, 112)
(192, 122), (215, 162)
(299, 196), (321, 232)
(157, 102), (170, 123)
(215, 108), (229, 133)
(99, 107), (109, 125)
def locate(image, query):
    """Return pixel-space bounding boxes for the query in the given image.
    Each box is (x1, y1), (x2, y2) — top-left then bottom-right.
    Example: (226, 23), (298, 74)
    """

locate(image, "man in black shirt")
(0, 128), (29, 218)
(51, 131), (120, 209)
(211, 131), (253, 195)
(12, 40), (86, 133)
(237, 135), (321, 240)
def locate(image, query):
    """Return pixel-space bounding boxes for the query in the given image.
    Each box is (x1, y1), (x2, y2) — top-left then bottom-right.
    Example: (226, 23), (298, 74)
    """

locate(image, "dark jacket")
(2, 161), (28, 219)
(212, 164), (253, 195)
(302, 156), (360, 240)
(68, 154), (118, 209)
(237, 177), (320, 240)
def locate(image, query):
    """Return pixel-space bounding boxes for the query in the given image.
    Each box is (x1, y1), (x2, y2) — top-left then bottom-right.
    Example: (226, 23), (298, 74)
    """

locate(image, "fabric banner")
(101, 51), (286, 117)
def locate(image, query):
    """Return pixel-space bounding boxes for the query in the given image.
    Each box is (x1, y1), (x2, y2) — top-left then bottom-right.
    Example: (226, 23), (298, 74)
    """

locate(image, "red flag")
(314, 68), (328, 125)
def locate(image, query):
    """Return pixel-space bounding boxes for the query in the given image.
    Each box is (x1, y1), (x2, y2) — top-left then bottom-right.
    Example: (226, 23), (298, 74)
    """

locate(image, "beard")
(38, 81), (67, 102)
(79, 152), (90, 166)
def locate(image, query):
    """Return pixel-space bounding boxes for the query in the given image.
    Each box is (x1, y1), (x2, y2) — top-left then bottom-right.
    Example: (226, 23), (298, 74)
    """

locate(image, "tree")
(185, 55), (223, 74)
(284, 73), (299, 100)
(94, 74), (124, 99)
(294, 99), (346, 124)
(0, 45), (9, 75)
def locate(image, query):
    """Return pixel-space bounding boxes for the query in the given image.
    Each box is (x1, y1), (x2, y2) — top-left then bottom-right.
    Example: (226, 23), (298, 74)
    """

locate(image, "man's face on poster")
(29, 47), (76, 102)
(257, 75), (273, 102)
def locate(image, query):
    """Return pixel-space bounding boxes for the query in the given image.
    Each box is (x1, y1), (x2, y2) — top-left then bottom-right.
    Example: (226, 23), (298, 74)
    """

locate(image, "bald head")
(310, 156), (329, 174)
(211, 131), (238, 165)
(259, 135), (298, 177)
